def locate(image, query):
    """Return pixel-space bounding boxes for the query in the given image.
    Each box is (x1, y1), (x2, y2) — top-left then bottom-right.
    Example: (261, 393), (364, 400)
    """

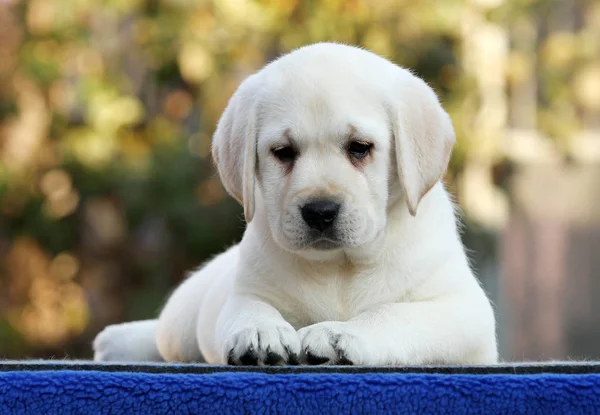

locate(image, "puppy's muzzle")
(300, 200), (340, 232)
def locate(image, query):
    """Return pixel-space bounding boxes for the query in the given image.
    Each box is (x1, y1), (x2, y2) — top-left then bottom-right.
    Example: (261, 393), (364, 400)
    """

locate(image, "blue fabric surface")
(0, 370), (599, 414)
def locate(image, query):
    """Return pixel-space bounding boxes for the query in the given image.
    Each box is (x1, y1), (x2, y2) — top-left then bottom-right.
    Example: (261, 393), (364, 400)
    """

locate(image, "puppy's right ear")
(211, 75), (261, 223)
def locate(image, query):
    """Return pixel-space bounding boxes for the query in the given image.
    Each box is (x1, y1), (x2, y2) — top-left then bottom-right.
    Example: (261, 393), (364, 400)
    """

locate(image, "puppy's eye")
(347, 141), (373, 159)
(271, 145), (297, 163)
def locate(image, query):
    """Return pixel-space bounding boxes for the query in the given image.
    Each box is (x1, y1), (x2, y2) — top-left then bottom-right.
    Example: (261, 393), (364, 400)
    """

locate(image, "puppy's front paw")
(298, 322), (368, 365)
(225, 322), (301, 366)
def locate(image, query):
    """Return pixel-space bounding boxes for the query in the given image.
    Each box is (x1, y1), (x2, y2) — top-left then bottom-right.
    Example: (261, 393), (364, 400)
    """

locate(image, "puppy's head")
(212, 43), (455, 257)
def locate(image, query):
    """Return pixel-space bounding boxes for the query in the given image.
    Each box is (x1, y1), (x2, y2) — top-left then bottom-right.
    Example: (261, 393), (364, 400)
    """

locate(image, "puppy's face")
(257, 78), (392, 254)
(212, 43), (455, 259)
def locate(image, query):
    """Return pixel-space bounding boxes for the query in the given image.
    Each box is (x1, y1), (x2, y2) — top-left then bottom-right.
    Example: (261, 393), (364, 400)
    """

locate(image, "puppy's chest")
(277, 267), (401, 328)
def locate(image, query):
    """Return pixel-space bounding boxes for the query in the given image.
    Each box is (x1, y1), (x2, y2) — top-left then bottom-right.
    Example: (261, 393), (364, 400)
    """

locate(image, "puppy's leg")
(155, 271), (209, 362)
(156, 246), (240, 362)
(215, 295), (301, 365)
(93, 319), (164, 362)
(299, 290), (497, 366)
(94, 269), (209, 363)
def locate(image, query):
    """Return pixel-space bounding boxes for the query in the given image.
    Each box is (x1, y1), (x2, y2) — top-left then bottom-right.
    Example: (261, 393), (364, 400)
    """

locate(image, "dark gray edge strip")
(1, 361), (600, 375)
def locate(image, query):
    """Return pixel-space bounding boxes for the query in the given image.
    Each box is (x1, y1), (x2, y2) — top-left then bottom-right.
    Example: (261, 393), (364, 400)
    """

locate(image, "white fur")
(93, 43), (498, 366)
(93, 320), (163, 362)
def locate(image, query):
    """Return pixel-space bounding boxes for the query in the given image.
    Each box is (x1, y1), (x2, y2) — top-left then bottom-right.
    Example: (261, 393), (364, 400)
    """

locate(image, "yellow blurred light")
(322, 0), (343, 12)
(28, 277), (57, 306)
(75, 49), (105, 76)
(363, 28), (392, 58)
(26, 0), (55, 35)
(42, 191), (80, 219)
(262, 0), (298, 19)
(230, 45), (263, 67)
(507, 51), (533, 85)
(39, 169), (79, 218)
(113, 97), (145, 125)
(215, 0), (270, 27)
(61, 282), (90, 334)
(178, 43), (214, 84)
(188, 10), (217, 37)
(471, 0), (503, 9)
(573, 64), (600, 111)
(90, 93), (144, 131)
(16, 281), (88, 346)
(49, 253), (80, 281)
(5, 229), (89, 348)
(40, 169), (72, 200)
(541, 32), (576, 69)
(64, 129), (117, 168)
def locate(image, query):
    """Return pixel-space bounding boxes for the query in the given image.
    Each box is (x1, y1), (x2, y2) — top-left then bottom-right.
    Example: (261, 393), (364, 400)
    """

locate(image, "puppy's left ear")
(211, 74), (261, 223)
(391, 72), (456, 216)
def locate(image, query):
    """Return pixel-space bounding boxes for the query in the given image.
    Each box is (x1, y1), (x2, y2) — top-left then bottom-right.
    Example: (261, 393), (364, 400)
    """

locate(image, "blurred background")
(0, 0), (599, 361)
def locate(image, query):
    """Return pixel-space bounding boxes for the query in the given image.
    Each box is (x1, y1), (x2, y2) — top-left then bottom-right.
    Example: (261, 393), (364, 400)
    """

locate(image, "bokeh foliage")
(0, 0), (598, 358)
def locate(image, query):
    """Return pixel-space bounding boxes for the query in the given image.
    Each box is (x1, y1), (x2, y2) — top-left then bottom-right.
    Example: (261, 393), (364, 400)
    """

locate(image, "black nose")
(300, 200), (340, 232)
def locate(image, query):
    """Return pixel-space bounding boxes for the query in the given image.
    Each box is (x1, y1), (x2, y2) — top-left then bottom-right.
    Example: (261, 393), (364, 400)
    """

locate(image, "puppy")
(93, 42), (498, 366)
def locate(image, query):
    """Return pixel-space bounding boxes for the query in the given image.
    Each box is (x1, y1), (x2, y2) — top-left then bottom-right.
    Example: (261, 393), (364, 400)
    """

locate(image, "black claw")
(239, 349), (259, 365)
(265, 351), (285, 366)
(227, 349), (236, 365)
(283, 344), (300, 366)
(306, 351), (330, 365)
(287, 352), (300, 366)
(336, 355), (354, 366)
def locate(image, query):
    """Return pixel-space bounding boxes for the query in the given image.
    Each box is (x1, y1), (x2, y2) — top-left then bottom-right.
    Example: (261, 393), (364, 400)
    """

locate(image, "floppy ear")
(211, 75), (261, 223)
(391, 72), (456, 216)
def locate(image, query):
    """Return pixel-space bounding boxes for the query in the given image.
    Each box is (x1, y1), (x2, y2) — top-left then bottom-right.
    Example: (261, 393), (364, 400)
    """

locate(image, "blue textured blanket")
(0, 363), (599, 414)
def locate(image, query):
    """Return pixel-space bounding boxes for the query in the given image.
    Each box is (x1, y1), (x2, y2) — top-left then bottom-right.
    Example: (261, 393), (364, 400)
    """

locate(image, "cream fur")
(93, 43), (497, 366)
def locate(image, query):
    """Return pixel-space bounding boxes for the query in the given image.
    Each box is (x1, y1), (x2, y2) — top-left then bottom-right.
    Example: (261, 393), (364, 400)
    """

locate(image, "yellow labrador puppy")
(93, 43), (498, 366)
